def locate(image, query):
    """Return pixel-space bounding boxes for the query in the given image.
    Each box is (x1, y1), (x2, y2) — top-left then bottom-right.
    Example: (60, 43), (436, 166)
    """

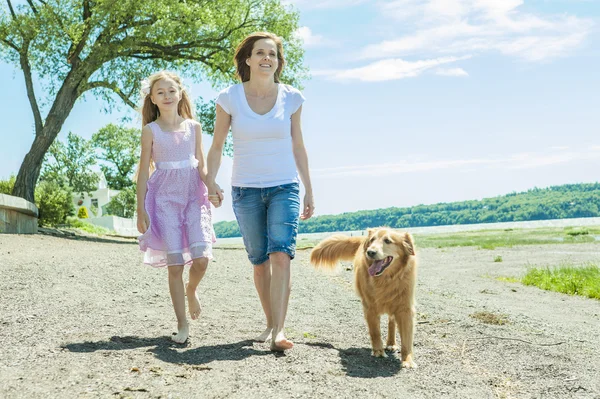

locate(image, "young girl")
(136, 70), (216, 344)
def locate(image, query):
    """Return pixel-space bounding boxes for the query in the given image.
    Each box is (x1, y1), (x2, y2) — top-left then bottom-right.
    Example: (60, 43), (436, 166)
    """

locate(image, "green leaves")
(1, 0), (306, 114)
(41, 131), (99, 194)
(91, 124), (140, 190)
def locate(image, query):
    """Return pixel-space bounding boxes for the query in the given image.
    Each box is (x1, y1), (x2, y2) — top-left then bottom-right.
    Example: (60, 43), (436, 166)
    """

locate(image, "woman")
(206, 32), (314, 351)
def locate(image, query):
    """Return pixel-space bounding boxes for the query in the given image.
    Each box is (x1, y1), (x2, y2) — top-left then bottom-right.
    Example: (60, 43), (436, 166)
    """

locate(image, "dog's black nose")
(367, 250), (376, 258)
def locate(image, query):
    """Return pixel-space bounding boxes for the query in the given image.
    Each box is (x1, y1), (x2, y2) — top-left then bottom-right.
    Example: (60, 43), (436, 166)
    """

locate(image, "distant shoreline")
(215, 216), (600, 245)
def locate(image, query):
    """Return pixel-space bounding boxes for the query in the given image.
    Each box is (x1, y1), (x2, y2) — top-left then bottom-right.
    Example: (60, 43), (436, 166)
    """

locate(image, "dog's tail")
(309, 235), (364, 270)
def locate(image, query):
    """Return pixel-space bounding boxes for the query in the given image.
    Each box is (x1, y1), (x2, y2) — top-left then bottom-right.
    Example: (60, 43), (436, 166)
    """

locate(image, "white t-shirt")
(216, 83), (305, 188)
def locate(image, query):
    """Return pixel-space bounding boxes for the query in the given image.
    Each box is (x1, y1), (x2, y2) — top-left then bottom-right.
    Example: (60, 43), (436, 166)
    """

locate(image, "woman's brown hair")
(234, 32), (285, 83)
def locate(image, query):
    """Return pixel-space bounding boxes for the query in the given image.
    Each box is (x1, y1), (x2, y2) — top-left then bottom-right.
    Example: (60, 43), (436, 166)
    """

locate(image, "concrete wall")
(0, 194), (39, 234)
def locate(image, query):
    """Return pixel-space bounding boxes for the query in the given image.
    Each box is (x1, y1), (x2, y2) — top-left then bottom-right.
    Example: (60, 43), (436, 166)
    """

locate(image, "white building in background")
(72, 172), (120, 217)
(72, 172), (138, 237)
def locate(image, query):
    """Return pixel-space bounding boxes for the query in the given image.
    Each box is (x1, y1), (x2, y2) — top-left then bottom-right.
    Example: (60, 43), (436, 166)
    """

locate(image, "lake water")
(215, 216), (600, 245)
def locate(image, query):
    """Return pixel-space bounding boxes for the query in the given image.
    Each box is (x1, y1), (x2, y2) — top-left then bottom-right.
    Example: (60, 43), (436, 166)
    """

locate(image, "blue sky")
(1, 0), (599, 223)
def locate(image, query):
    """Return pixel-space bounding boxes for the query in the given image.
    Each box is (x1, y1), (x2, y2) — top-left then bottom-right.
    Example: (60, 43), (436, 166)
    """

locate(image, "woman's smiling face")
(247, 38), (279, 78)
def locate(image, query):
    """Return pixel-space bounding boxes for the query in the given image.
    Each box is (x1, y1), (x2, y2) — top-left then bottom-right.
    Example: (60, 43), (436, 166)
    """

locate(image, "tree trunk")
(11, 73), (84, 202)
(11, 134), (55, 202)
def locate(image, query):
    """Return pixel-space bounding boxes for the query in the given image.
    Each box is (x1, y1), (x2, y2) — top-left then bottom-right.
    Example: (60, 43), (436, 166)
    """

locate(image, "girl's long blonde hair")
(135, 71), (195, 180)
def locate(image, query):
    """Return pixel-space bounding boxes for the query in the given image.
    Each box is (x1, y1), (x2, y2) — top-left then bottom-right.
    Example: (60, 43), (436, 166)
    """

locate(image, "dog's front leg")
(396, 308), (417, 368)
(386, 315), (398, 352)
(364, 307), (385, 357)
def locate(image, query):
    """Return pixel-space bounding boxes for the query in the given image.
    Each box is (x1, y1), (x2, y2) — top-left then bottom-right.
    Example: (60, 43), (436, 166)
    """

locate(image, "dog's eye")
(384, 238), (392, 244)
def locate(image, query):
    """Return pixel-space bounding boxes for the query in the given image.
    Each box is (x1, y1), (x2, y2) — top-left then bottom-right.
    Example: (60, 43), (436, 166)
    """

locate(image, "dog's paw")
(371, 348), (387, 358)
(401, 355), (417, 369)
(385, 345), (399, 352)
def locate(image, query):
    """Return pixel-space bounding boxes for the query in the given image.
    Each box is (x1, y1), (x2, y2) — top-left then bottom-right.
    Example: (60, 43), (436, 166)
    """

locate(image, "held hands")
(207, 182), (224, 208)
(137, 209), (150, 234)
(300, 192), (315, 220)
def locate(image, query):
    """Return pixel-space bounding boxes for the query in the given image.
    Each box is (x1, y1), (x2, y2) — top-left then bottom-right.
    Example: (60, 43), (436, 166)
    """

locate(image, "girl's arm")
(291, 105), (315, 220)
(206, 104), (231, 206)
(136, 125), (153, 233)
(193, 121), (209, 184)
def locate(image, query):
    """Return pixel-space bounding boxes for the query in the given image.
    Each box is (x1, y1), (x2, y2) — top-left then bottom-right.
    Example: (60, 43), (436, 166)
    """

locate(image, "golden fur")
(310, 227), (418, 368)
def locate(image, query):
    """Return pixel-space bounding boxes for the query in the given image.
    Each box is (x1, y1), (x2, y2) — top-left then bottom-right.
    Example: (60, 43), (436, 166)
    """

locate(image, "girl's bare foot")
(254, 327), (272, 342)
(172, 323), (189, 344)
(270, 331), (293, 351)
(185, 283), (201, 320)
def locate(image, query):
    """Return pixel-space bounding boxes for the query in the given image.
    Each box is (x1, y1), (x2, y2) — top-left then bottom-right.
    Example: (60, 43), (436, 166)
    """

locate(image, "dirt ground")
(0, 233), (599, 399)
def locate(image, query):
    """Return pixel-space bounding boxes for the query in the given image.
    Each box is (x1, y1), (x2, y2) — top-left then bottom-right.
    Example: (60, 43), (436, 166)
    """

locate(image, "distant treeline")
(214, 183), (600, 238)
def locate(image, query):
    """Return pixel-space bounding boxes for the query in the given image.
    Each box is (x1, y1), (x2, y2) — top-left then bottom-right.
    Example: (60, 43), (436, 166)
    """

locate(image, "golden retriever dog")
(310, 227), (418, 368)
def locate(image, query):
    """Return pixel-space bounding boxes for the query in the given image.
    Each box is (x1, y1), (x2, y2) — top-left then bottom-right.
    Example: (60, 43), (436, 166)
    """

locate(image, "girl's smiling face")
(151, 78), (181, 109)
(247, 38), (278, 78)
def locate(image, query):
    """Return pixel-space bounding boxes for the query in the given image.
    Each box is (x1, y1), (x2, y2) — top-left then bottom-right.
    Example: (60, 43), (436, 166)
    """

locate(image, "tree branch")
(26, 0), (38, 14)
(19, 42), (43, 135)
(85, 81), (137, 109)
(67, 0), (94, 65)
(6, 0), (16, 19)
(1, 38), (19, 52)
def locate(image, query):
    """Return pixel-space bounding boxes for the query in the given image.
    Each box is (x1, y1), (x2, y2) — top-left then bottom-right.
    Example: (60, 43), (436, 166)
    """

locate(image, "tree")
(1, 0), (306, 202)
(104, 186), (136, 218)
(41, 131), (99, 194)
(91, 124), (140, 190)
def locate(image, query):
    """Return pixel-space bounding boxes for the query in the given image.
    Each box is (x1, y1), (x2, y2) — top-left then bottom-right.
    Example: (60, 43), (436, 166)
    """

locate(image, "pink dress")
(138, 119), (215, 267)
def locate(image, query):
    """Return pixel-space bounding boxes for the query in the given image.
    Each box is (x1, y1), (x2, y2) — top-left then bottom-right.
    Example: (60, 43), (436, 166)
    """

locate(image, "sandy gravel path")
(0, 234), (599, 398)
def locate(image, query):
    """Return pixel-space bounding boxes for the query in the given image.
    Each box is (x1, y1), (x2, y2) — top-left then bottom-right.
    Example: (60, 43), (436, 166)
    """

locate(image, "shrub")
(0, 175), (16, 194)
(78, 206), (89, 219)
(35, 181), (75, 226)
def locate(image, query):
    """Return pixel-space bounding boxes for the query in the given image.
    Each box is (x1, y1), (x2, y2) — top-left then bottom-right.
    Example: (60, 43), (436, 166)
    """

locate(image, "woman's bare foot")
(185, 283), (201, 320)
(254, 327), (272, 342)
(172, 322), (189, 344)
(270, 330), (293, 351)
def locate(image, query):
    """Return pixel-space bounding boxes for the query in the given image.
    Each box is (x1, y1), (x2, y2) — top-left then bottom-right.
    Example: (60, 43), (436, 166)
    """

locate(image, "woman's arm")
(291, 105), (315, 220)
(206, 104), (231, 206)
(136, 125), (153, 233)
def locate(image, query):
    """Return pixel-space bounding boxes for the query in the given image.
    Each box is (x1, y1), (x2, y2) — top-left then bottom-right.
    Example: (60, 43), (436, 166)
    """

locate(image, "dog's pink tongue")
(368, 260), (385, 276)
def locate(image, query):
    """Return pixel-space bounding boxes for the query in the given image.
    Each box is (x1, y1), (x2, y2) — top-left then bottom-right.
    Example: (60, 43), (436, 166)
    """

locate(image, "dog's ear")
(402, 233), (415, 256)
(363, 228), (375, 251)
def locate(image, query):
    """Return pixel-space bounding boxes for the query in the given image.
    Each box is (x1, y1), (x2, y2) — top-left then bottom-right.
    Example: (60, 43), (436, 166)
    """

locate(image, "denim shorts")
(232, 182), (300, 265)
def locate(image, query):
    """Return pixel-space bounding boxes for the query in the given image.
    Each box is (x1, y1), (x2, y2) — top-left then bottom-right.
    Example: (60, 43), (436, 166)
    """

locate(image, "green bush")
(0, 175), (16, 194)
(35, 180), (75, 226)
(78, 206), (89, 219)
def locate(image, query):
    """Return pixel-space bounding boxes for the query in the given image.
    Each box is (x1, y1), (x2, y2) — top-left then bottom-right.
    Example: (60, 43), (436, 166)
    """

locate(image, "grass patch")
(496, 276), (519, 283)
(494, 255), (503, 262)
(303, 332), (317, 339)
(522, 263), (600, 300)
(65, 217), (114, 236)
(470, 311), (509, 325)
(414, 225), (600, 249)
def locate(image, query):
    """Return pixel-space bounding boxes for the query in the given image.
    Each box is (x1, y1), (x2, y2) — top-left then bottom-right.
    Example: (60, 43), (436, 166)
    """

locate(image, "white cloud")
(294, 27), (336, 48)
(312, 148), (600, 178)
(313, 55), (470, 81)
(436, 67), (468, 76)
(366, 0), (593, 62)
